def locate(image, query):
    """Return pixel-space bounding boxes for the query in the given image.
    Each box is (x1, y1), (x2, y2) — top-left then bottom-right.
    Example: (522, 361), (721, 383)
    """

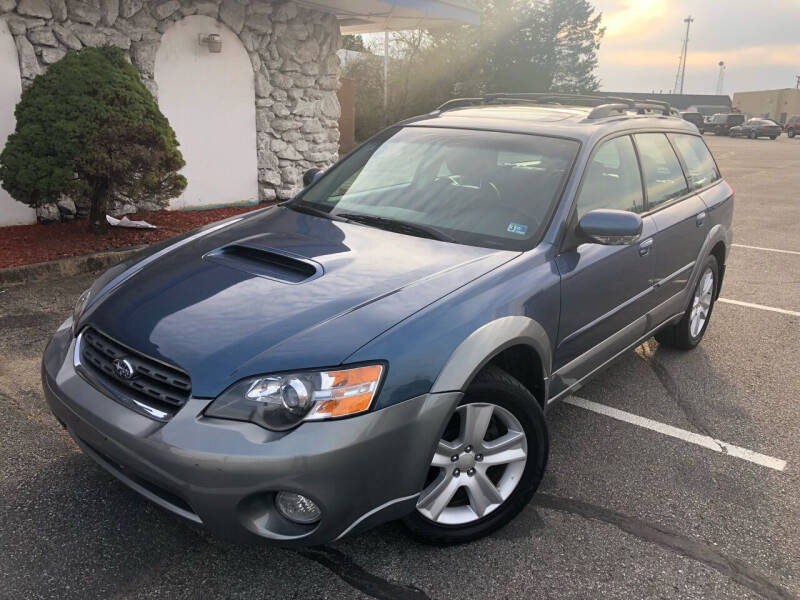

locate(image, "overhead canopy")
(295, 0), (480, 33)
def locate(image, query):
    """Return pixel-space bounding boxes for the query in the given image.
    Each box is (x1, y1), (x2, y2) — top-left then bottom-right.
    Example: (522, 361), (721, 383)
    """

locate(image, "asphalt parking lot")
(1, 134), (798, 600)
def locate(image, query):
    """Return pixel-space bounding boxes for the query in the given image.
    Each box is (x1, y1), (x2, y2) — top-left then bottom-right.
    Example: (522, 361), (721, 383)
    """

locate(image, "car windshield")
(291, 127), (579, 250)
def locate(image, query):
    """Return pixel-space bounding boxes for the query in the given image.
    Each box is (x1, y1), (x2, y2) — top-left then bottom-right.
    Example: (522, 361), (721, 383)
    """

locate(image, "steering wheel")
(431, 175), (541, 235)
(432, 175), (502, 204)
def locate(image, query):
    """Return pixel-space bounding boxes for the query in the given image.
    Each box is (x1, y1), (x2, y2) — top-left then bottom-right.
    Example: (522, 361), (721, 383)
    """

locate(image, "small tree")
(0, 46), (186, 234)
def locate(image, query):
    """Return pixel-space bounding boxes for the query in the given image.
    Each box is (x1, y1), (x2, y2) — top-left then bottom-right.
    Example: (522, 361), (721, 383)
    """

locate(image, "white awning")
(294, 0), (480, 33)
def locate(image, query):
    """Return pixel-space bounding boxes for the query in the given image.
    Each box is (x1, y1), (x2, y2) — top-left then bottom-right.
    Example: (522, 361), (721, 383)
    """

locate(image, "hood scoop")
(204, 244), (322, 284)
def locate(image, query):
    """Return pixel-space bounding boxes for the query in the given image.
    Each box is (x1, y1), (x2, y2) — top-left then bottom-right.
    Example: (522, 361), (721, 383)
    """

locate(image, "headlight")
(205, 364), (385, 431)
(72, 288), (92, 335)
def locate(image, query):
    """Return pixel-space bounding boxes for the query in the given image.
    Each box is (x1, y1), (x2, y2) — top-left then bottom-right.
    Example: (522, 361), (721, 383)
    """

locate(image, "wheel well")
(486, 345), (545, 407)
(710, 241), (726, 298)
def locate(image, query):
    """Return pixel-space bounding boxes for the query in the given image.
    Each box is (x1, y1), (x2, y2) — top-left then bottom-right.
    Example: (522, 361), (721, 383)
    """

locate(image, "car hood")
(83, 206), (516, 397)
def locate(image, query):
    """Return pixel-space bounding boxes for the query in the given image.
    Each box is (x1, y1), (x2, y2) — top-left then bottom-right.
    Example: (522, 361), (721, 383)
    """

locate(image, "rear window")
(633, 133), (689, 209)
(669, 134), (720, 191)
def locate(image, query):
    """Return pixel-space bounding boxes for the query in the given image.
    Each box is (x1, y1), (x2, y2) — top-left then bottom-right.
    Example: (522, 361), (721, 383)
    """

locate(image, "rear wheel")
(749, 130), (756, 139)
(655, 255), (718, 350)
(770, 136), (777, 140)
(402, 365), (548, 545)
(788, 129), (796, 138)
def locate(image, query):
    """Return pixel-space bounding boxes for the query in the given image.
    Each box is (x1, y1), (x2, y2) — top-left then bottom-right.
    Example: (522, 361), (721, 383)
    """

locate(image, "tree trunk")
(88, 181), (108, 235)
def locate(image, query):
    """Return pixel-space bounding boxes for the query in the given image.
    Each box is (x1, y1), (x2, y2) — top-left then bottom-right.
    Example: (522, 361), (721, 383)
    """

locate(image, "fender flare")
(682, 223), (730, 310)
(430, 316), (552, 395)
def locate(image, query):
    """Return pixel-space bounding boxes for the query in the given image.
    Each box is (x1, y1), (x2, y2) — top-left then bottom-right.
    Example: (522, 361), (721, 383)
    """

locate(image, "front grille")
(80, 328), (191, 418)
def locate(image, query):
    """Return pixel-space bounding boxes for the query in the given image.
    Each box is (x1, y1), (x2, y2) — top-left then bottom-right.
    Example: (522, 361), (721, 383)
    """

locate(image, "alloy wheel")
(689, 268), (714, 338)
(417, 402), (528, 525)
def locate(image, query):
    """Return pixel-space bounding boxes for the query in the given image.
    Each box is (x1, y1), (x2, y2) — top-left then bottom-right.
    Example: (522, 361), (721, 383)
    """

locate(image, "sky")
(593, 0), (800, 95)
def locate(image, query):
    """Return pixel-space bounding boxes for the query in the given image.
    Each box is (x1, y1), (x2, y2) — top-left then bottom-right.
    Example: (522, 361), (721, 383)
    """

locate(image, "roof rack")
(435, 93), (674, 118)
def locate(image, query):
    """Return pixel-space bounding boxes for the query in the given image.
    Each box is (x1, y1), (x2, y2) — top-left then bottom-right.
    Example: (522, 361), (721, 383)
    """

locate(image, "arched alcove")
(0, 21), (35, 226)
(154, 16), (258, 210)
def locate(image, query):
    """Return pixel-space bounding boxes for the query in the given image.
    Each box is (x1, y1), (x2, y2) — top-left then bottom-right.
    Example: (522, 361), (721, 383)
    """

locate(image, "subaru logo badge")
(112, 358), (135, 380)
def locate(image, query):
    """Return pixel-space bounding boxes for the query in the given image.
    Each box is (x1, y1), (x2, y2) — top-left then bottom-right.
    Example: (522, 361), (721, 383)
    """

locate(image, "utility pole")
(672, 16), (694, 95)
(796, 75), (800, 89)
(715, 61), (726, 95)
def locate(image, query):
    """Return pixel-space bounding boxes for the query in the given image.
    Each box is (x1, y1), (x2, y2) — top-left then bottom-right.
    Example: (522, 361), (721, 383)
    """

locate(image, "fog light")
(275, 491), (321, 524)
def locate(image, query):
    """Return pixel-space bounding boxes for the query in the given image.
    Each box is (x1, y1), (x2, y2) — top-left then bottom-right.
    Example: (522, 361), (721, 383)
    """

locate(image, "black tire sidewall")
(402, 367), (548, 545)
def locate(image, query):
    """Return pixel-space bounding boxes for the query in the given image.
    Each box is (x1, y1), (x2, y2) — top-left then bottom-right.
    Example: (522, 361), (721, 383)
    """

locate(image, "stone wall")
(0, 0), (342, 219)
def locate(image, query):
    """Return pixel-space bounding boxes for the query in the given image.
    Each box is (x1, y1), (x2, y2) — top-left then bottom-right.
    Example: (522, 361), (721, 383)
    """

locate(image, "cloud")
(592, 0), (800, 92)
(600, 0), (671, 39)
(602, 44), (800, 69)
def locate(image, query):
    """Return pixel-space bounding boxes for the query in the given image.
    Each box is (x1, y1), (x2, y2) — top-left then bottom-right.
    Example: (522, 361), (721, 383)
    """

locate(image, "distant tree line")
(342, 0), (605, 141)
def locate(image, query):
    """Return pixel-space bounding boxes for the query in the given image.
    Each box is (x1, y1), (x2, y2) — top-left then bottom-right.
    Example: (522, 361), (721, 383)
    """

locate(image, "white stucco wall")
(0, 20), (35, 226)
(154, 16), (258, 210)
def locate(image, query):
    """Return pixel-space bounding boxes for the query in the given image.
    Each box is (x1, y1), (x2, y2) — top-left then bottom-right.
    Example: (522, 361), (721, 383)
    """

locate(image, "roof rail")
(435, 93), (674, 118)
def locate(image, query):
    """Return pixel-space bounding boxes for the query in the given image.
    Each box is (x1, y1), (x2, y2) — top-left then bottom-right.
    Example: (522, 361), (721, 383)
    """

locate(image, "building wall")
(336, 76), (355, 154)
(0, 0), (342, 225)
(154, 16), (258, 209)
(733, 89), (800, 123)
(0, 19), (35, 225)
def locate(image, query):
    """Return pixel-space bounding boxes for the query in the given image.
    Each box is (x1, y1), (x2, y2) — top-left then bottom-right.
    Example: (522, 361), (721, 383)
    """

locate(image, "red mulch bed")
(0, 205), (263, 269)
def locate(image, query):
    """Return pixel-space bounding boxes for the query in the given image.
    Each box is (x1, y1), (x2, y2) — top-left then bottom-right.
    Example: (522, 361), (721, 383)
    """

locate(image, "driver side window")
(576, 136), (644, 218)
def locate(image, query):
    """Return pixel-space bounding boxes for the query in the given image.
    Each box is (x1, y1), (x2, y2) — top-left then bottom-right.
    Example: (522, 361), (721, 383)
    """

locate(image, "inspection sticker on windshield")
(507, 222), (528, 236)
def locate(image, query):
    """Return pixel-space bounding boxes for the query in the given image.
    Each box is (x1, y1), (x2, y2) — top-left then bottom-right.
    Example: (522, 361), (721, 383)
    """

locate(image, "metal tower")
(672, 16), (694, 94)
(715, 61), (726, 95)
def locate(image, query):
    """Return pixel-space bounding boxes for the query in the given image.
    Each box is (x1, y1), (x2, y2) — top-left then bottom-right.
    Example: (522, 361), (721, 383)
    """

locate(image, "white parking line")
(717, 298), (800, 318)
(564, 396), (787, 472)
(732, 243), (800, 256)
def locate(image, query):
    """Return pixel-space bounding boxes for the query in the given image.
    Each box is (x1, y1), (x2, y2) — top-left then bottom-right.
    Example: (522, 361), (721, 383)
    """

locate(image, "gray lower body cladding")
(42, 326), (461, 546)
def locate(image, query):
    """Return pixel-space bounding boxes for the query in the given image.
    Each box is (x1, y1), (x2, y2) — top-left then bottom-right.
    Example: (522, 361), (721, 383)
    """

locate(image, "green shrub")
(0, 46), (186, 233)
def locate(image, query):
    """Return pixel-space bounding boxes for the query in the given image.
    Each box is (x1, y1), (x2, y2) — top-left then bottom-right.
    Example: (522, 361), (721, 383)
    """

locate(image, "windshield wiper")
(336, 213), (456, 243)
(287, 202), (351, 223)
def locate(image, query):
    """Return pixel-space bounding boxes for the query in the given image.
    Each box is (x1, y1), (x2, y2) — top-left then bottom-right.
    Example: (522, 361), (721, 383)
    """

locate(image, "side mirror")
(578, 209), (642, 245)
(303, 168), (323, 187)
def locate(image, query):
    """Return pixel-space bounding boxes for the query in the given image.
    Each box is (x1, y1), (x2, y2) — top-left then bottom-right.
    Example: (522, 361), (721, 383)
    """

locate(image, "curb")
(0, 246), (144, 287)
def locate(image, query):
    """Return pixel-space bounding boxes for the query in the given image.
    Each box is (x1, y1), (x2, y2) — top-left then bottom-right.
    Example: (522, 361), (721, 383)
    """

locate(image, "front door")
(552, 135), (655, 396)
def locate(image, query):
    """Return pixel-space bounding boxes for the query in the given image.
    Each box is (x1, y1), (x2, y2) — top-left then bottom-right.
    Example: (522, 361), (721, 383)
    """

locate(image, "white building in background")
(0, 0), (479, 226)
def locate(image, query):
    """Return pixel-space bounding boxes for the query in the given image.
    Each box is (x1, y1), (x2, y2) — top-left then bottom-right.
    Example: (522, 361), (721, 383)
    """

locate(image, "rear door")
(635, 133), (708, 306)
(553, 135), (656, 391)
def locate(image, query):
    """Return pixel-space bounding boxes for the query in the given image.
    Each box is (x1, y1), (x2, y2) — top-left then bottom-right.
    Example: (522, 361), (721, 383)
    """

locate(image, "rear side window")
(633, 133), (689, 209)
(577, 136), (644, 218)
(670, 134), (720, 190)
(728, 114), (744, 125)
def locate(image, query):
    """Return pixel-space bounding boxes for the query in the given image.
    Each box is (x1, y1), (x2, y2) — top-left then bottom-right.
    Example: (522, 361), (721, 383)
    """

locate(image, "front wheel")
(655, 255), (718, 350)
(402, 365), (548, 545)
(749, 130), (757, 139)
(788, 129), (796, 138)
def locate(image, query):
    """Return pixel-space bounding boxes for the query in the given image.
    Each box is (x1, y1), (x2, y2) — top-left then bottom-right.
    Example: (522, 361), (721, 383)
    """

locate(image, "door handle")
(696, 211), (707, 227)
(639, 238), (653, 257)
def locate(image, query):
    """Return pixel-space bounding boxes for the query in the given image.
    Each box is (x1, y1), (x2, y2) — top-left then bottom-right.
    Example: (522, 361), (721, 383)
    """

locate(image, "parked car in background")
(707, 113), (745, 135)
(42, 94), (733, 547)
(784, 115), (800, 138)
(680, 112), (705, 133)
(730, 118), (782, 139)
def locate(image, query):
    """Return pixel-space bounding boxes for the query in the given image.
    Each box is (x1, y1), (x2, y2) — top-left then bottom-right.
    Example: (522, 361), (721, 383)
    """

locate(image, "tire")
(655, 255), (719, 350)
(788, 129), (795, 138)
(749, 130), (756, 139)
(402, 365), (548, 545)
(770, 136), (777, 140)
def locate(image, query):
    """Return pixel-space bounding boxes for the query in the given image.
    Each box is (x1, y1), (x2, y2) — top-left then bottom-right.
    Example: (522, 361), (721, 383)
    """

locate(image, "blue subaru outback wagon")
(43, 94), (733, 546)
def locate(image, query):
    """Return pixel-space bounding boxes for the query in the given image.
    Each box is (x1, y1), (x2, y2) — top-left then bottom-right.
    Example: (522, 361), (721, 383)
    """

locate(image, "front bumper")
(42, 325), (461, 546)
